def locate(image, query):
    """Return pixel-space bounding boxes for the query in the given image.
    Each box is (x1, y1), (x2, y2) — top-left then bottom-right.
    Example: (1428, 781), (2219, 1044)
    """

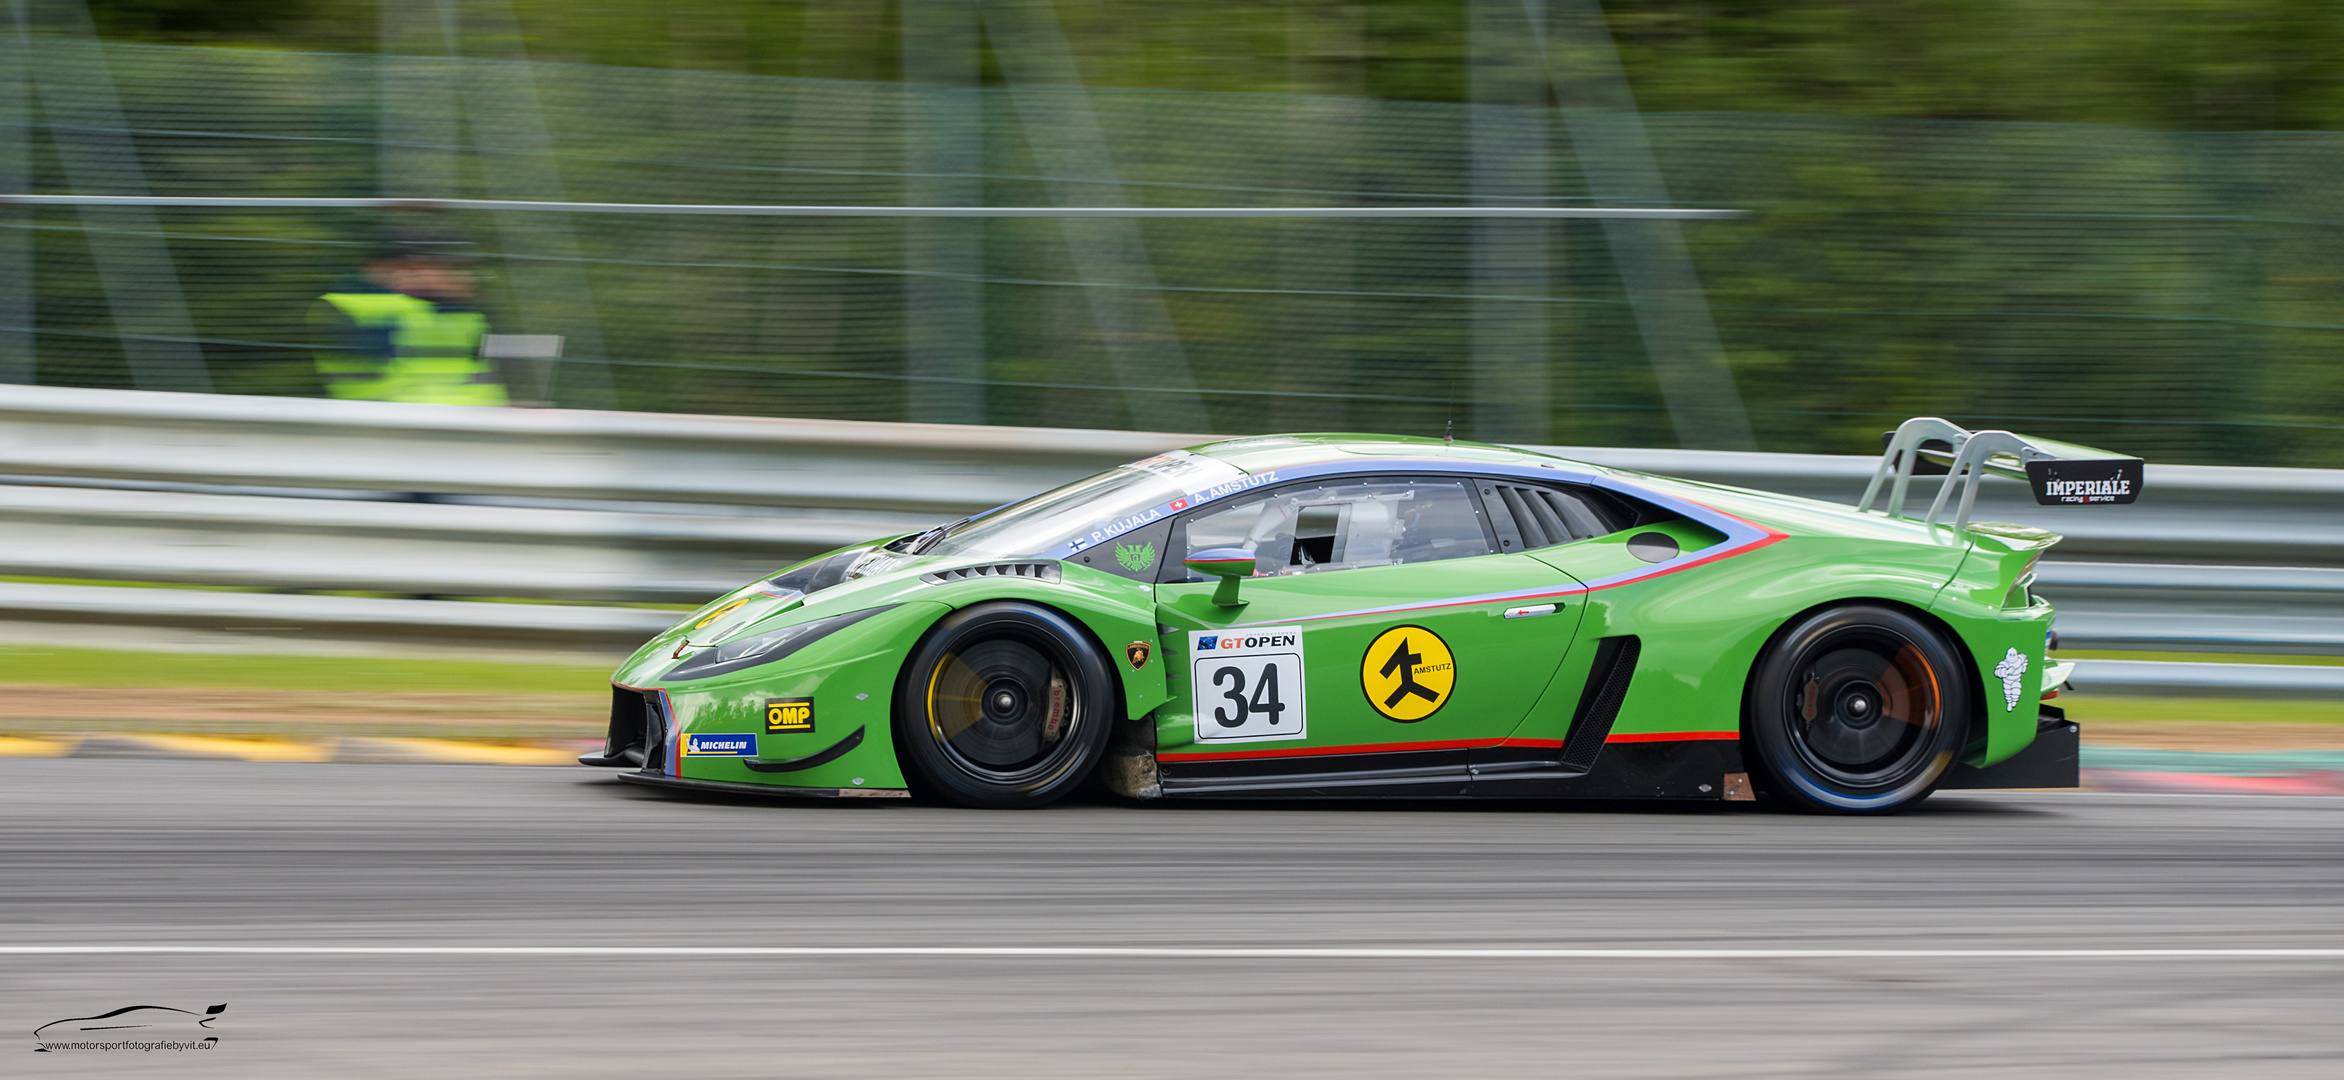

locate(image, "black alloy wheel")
(894, 602), (1117, 808)
(1744, 603), (1970, 814)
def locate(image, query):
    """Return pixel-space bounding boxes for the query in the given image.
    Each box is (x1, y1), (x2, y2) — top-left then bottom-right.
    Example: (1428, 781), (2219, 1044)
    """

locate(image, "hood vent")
(921, 561), (1063, 586)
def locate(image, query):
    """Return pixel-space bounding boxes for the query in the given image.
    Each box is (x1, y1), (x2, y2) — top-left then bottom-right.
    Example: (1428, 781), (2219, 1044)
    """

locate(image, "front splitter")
(611, 771), (911, 799)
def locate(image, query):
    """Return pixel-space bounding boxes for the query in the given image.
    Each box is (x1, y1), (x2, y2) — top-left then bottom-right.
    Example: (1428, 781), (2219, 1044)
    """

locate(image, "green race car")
(582, 417), (2141, 814)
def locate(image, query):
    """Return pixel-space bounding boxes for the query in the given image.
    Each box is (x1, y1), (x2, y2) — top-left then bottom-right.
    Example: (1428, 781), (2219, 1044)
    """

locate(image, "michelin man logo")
(1993, 647), (2029, 712)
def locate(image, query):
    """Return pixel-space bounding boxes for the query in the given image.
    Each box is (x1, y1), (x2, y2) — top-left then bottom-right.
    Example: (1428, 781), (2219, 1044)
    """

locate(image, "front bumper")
(581, 681), (911, 794)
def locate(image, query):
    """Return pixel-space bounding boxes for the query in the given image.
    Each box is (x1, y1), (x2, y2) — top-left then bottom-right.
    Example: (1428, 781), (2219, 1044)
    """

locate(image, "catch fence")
(5, 44), (2344, 465)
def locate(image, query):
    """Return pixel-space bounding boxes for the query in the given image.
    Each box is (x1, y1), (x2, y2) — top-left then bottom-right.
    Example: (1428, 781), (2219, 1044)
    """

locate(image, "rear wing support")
(1859, 417), (2143, 533)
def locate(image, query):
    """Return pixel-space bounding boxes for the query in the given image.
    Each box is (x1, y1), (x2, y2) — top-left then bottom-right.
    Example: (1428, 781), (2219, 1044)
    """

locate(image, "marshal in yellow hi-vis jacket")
(312, 242), (507, 406)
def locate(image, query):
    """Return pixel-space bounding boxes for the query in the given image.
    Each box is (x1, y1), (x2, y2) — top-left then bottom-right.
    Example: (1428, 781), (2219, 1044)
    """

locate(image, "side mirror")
(1183, 547), (1256, 608)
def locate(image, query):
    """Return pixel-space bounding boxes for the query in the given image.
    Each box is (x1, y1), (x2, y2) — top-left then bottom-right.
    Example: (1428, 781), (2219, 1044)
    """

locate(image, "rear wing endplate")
(1859, 417), (2143, 532)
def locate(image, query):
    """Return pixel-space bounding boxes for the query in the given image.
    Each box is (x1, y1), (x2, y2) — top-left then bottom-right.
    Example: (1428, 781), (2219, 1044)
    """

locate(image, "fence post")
(1468, 0), (1553, 444)
(1541, 0), (1753, 450)
(981, 0), (1212, 434)
(0, 0), (29, 383)
(379, 0), (463, 199)
(1271, 1), (1364, 430)
(901, 0), (986, 424)
(22, 0), (210, 393)
(458, 0), (617, 409)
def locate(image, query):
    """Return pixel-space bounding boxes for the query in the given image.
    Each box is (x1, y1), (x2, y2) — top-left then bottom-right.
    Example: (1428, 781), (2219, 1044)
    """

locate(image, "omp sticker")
(1190, 626), (1307, 743)
(683, 733), (758, 757)
(1360, 626), (1456, 723)
(766, 698), (815, 733)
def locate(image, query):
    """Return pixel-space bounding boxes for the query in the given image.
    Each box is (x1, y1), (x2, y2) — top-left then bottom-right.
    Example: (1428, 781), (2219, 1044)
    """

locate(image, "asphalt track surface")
(5, 760), (2340, 1077)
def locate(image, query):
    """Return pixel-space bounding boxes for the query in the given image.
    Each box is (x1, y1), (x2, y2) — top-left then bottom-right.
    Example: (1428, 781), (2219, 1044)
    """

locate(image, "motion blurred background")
(0, 0), (2336, 773)
(7, 0), (2344, 458)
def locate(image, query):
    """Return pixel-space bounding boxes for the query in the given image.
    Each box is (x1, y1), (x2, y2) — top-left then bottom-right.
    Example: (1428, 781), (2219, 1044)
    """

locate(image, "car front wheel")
(894, 602), (1117, 809)
(1744, 603), (1971, 814)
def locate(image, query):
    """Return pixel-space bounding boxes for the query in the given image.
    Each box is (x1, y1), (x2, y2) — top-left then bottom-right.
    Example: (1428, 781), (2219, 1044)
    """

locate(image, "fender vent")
(1558, 635), (1641, 773)
(920, 561), (1063, 586)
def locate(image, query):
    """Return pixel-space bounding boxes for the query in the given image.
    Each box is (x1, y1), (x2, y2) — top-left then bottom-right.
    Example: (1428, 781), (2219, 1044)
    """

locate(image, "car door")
(1150, 474), (1585, 795)
(1463, 477), (1739, 791)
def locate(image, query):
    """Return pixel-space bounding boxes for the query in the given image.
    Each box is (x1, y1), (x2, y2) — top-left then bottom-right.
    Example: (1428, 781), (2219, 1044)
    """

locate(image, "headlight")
(662, 607), (895, 682)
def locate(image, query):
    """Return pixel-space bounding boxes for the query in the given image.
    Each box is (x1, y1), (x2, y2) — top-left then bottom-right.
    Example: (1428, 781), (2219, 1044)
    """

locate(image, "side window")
(1173, 478), (1495, 581)
(1477, 479), (1678, 551)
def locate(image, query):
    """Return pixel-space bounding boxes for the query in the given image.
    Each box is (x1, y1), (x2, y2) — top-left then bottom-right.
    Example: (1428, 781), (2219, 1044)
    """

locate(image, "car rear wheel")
(1744, 604), (1970, 814)
(894, 602), (1117, 809)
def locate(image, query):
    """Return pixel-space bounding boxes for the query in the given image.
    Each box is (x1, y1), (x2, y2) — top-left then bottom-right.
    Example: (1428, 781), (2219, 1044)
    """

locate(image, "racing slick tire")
(894, 602), (1117, 809)
(1744, 603), (1971, 815)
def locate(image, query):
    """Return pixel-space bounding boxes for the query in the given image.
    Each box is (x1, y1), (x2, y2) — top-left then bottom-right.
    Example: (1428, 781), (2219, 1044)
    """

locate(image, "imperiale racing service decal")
(2025, 457), (2143, 506)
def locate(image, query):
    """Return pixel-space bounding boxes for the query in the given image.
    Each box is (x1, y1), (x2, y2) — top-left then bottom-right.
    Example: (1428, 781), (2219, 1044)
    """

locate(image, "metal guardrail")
(0, 384), (2337, 691)
(1548, 444), (2344, 658)
(2066, 659), (2344, 699)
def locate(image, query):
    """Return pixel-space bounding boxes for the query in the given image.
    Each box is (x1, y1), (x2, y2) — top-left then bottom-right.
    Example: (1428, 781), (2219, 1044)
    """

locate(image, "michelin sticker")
(683, 733), (757, 757)
(1993, 647), (2029, 712)
(1190, 626), (1307, 743)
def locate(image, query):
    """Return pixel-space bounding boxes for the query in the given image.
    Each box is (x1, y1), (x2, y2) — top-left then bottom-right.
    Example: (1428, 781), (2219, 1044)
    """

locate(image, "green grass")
(2051, 651), (2344, 724)
(2060, 696), (2344, 725)
(0, 574), (266, 593)
(0, 646), (611, 695)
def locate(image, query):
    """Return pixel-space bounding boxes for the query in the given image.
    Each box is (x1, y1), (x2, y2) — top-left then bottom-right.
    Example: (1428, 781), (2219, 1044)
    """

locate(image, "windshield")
(924, 467), (1185, 560)
(925, 445), (1266, 560)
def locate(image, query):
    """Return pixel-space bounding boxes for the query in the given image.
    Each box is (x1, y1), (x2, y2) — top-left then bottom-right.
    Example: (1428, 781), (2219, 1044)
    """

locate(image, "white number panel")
(1190, 626), (1308, 744)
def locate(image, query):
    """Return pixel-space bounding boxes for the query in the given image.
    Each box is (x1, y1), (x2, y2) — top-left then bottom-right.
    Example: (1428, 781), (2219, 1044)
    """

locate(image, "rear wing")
(1858, 417), (2143, 532)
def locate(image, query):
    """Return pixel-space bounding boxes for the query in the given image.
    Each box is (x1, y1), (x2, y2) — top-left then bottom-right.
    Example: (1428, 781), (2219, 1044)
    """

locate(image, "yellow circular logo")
(1360, 625), (1456, 723)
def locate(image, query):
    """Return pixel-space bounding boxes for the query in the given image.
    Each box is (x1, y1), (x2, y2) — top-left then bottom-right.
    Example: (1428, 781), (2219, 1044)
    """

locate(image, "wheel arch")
(903, 577), (1171, 723)
(885, 596), (1128, 806)
(1736, 595), (1987, 752)
(885, 594), (1158, 788)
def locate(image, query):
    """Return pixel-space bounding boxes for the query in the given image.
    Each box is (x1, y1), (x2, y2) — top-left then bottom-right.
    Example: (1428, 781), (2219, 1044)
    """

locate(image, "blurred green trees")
(18, 2), (2341, 462)
(82, 0), (2344, 131)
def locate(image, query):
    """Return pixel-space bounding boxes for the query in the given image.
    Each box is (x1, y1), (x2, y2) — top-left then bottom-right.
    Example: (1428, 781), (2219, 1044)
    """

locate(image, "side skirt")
(1474, 738), (1745, 800)
(1158, 746), (1471, 798)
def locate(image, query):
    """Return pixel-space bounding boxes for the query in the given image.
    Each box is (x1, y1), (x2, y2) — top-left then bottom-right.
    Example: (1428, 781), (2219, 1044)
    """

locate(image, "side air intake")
(1557, 636), (1641, 774)
(920, 562), (1064, 586)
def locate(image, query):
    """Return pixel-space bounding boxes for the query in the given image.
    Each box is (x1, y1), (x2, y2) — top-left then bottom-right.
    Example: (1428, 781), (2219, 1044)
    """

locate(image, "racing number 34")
(1210, 663), (1287, 728)
(1190, 626), (1308, 744)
